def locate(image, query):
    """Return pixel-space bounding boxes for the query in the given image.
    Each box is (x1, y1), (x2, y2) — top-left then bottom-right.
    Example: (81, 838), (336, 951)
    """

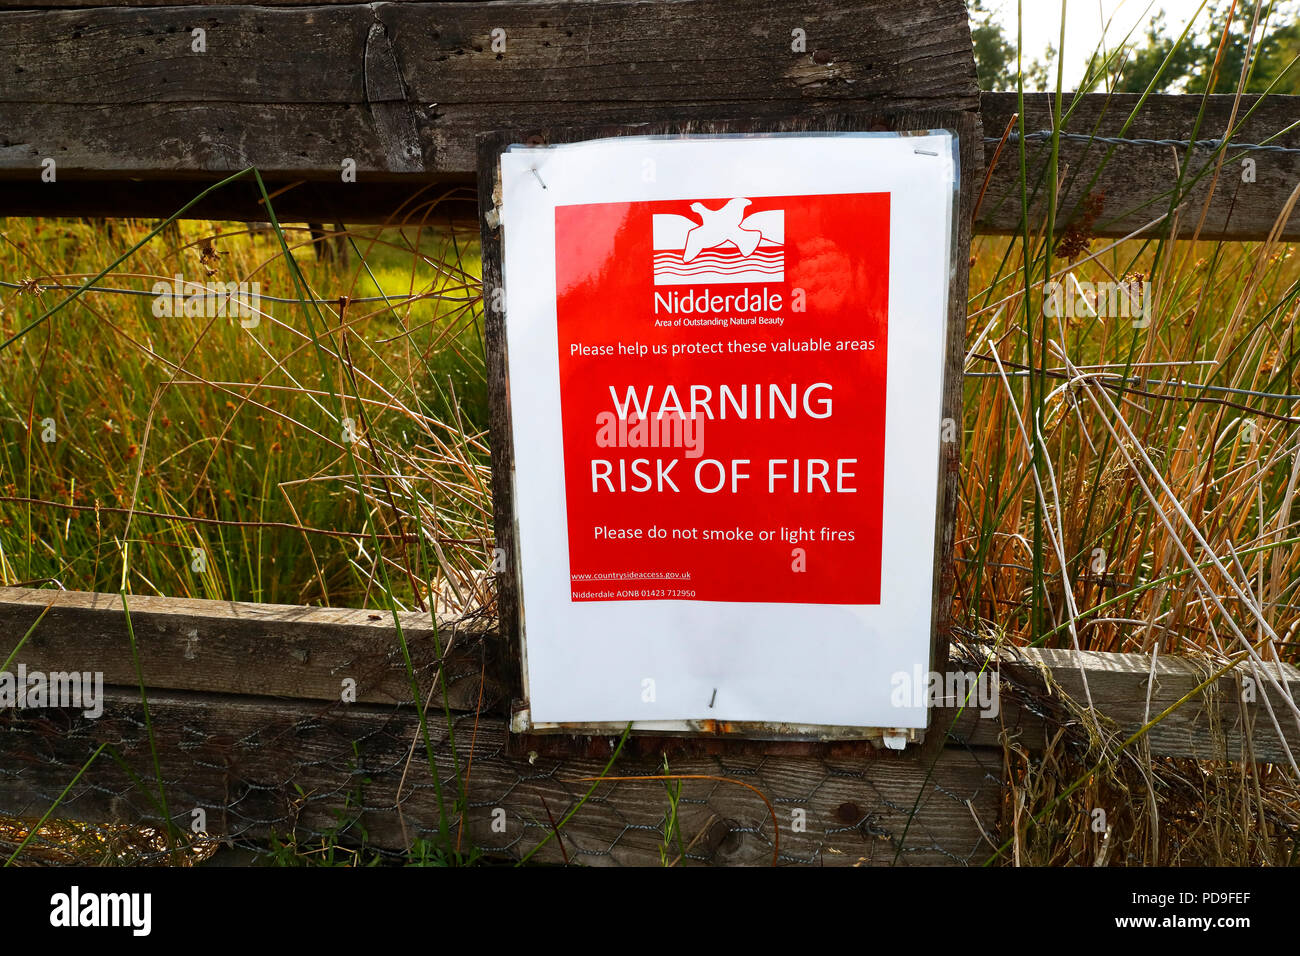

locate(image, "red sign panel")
(554, 192), (890, 604)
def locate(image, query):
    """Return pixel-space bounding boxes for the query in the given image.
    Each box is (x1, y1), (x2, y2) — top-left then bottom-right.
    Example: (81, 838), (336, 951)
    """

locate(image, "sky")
(983, 0), (1230, 86)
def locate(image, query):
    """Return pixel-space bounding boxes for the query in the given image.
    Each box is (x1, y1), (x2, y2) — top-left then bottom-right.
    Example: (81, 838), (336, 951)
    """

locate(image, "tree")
(968, 0), (1299, 94)
(968, 1), (1057, 91)
(970, 0), (1017, 90)
(1107, 1), (1300, 94)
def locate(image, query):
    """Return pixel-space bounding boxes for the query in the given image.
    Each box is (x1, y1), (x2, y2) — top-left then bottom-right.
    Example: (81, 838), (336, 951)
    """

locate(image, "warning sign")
(555, 193), (890, 604)
(495, 131), (957, 729)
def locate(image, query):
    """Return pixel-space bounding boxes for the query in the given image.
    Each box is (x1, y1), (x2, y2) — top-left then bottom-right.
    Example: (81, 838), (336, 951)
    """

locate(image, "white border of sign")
(498, 132), (957, 731)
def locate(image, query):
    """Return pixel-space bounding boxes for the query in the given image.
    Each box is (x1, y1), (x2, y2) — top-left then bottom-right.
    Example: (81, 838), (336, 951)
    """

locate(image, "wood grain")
(978, 92), (1300, 241)
(0, 587), (503, 709)
(2, 587), (1294, 760)
(0, 0), (976, 165)
(0, 689), (1001, 865)
(0, 1), (979, 214)
(2, 2), (1292, 240)
(4, 93), (1295, 241)
(4, 586), (1298, 865)
(1005, 645), (1300, 765)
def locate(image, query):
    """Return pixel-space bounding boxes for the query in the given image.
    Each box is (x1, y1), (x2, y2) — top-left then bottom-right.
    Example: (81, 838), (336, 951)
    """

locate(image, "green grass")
(0, 217), (491, 610)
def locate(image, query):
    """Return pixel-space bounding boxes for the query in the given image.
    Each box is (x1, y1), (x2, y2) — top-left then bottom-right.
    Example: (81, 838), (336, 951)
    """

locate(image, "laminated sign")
(494, 131), (959, 733)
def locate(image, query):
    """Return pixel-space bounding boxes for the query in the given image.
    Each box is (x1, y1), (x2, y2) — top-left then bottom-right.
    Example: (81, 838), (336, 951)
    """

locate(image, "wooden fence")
(0, 3), (1296, 237)
(4, 587), (1297, 865)
(0, 0), (1298, 864)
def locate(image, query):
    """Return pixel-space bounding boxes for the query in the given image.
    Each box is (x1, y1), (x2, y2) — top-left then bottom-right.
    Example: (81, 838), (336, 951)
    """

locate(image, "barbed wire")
(989, 130), (1300, 154)
(0, 495), (486, 546)
(5, 278), (1293, 412)
(966, 365), (1300, 403)
(0, 279), (478, 307)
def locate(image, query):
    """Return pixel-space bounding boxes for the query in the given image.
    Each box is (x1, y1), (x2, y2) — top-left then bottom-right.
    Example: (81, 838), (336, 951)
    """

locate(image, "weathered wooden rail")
(2, 588), (1297, 864)
(0, 2), (1295, 238)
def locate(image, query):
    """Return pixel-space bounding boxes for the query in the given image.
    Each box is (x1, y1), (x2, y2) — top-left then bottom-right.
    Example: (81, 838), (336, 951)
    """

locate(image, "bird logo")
(652, 199), (784, 286)
(683, 198), (763, 261)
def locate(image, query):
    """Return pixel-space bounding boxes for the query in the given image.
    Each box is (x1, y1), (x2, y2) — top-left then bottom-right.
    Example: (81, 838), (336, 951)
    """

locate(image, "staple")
(914, 148), (938, 156)
(530, 166), (548, 189)
(709, 688), (717, 708)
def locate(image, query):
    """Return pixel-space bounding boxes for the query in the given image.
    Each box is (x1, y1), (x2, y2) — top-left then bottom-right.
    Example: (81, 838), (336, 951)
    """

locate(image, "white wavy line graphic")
(655, 261), (784, 270)
(654, 262), (784, 270)
(654, 269), (784, 277)
(654, 256), (784, 268)
(653, 253), (784, 262)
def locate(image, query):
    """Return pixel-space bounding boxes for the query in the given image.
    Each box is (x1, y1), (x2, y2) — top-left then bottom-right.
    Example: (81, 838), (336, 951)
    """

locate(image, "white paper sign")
(498, 132), (957, 729)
